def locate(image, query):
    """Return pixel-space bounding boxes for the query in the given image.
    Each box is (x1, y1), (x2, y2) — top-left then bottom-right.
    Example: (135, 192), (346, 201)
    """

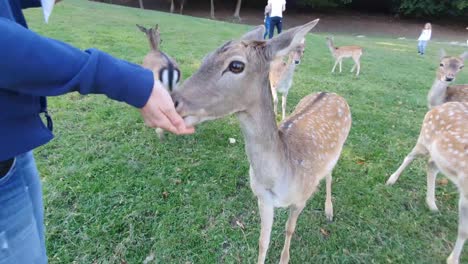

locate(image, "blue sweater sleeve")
(0, 17), (154, 108)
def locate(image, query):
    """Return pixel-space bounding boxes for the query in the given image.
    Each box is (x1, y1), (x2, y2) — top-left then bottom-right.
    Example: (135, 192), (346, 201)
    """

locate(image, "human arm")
(0, 18), (193, 134)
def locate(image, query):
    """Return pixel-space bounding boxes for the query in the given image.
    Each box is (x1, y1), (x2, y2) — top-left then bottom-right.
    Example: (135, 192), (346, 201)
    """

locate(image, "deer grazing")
(172, 20), (352, 263)
(137, 24), (181, 139)
(326, 36), (362, 76)
(427, 50), (468, 109)
(386, 102), (468, 264)
(269, 39), (306, 120)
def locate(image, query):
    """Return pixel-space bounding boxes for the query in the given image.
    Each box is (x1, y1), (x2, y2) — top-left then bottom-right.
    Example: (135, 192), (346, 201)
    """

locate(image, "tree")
(138, 0), (144, 9)
(297, 0), (352, 8)
(397, 0), (468, 17)
(210, 0), (215, 19)
(233, 0), (242, 20)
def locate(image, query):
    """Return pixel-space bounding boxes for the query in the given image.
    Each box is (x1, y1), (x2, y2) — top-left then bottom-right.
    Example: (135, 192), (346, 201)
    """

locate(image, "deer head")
(290, 38), (305, 65)
(137, 24), (181, 92)
(172, 20), (319, 126)
(437, 49), (467, 82)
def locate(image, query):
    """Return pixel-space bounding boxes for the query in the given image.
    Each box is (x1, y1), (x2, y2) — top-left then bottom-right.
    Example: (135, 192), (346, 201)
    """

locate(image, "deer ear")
(136, 24), (147, 33)
(241, 25), (265, 41)
(439, 49), (447, 59)
(265, 19), (319, 60)
(460, 51), (468, 61)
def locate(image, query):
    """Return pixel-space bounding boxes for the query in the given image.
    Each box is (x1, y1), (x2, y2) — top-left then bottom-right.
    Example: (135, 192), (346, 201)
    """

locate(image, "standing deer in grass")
(172, 20), (352, 263)
(270, 39), (306, 120)
(386, 102), (468, 264)
(326, 36), (362, 76)
(137, 24), (181, 139)
(427, 50), (468, 109)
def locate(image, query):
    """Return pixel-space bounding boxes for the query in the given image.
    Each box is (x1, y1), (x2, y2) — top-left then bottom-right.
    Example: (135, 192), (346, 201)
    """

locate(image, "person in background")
(263, 4), (271, 39)
(267, 0), (286, 39)
(0, 0), (194, 263)
(417, 22), (432, 55)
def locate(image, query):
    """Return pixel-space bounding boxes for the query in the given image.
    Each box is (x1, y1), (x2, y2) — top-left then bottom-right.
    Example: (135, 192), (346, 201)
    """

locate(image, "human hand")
(140, 81), (195, 135)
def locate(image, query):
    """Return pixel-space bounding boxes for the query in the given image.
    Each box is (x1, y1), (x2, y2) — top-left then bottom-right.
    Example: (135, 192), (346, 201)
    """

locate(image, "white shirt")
(418, 29), (431, 41)
(268, 0), (286, 18)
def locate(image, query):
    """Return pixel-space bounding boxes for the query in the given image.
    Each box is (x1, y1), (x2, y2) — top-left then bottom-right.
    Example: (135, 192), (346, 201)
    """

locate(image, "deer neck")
(280, 59), (297, 84)
(327, 40), (336, 56)
(236, 76), (291, 188)
(147, 33), (160, 52)
(428, 78), (449, 108)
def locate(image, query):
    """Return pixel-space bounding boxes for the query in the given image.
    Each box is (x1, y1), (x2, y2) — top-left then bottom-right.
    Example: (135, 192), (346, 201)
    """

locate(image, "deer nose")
(172, 93), (184, 113)
(445, 77), (454, 82)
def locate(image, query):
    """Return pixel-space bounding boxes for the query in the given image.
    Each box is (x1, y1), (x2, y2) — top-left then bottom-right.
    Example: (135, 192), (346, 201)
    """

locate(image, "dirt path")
(106, 1), (468, 43)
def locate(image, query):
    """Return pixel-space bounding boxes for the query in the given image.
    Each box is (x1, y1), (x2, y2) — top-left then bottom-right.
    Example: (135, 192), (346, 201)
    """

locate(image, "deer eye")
(439, 63), (444, 67)
(460, 65), (464, 69)
(228, 61), (245, 74)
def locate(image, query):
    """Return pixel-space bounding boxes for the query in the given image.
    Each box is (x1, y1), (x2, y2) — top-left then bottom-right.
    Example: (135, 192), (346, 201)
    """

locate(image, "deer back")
(279, 92), (351, 173)
(419, 102), (468, 181)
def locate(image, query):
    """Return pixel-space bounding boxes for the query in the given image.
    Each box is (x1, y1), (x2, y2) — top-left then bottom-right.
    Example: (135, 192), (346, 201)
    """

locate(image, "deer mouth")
(182, 115), (218, 126)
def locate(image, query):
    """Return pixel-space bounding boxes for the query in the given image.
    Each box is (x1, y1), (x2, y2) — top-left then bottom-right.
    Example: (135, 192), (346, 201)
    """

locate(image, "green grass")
(23, 1), (468, 263)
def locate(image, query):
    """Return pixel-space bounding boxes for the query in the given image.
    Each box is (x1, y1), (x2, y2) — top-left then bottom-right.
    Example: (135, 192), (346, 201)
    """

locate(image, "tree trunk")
(210, 0), (215, 19)
(170, 0), (174, 13)
(180, 0), (185, 14)
(138, 0), (144, 9)
(233, 0), (242, 20)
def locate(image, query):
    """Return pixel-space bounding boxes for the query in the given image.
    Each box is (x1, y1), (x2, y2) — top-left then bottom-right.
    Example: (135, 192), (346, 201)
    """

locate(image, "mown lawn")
(24, 0), (468, 263)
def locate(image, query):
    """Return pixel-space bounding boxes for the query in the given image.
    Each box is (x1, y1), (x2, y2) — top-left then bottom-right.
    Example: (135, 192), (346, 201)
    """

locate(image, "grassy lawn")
(23, 0), (468, 263)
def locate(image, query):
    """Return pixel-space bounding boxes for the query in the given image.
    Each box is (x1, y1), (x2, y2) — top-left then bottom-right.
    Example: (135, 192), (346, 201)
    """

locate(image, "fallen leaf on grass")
(162, 191), (169, 199)
(320, 228), (330, 238)
(236, 220), (245, 230)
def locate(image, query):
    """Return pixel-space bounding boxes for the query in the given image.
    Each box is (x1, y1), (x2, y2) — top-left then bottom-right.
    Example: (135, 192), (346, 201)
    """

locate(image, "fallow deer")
(137, 24), (181, 139)
(427, 50), (468, 109)
(269, 39), (306, 120)
(386, 102), (468, 264)
(172, 20), (352, 263)
(326, 36), (362, 76)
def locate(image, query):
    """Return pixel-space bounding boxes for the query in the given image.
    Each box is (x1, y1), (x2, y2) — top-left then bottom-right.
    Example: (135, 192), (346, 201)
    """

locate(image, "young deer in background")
(269, 39), (306, 120)
(137, 24), (181, 139)
(427, 50), (468, 109)
(386, 102), (468, 264)
(172, 20), (352, 264)
(326, 36), (362, 76)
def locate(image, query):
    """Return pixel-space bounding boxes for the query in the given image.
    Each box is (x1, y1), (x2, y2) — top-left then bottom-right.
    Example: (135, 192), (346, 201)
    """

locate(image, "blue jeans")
(264, 15), (271, 39)
(269, 16), (282, 39)
(0, 152), (47, 264)
(418, 40), (428, 54)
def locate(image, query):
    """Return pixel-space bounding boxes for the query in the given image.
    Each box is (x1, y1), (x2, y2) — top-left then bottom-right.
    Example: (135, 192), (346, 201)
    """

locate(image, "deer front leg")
(426, 160), (439, 211)
(257, 200), (274, 264)
(279, 203), (305, 264)
(386, 144), (427, 185)
(339, 59), (342, 73)
(447, 196), (468, 264)
(331, 59), (338, 73)
(281, 92), (288, 120)
(325, 173), (334, 222)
